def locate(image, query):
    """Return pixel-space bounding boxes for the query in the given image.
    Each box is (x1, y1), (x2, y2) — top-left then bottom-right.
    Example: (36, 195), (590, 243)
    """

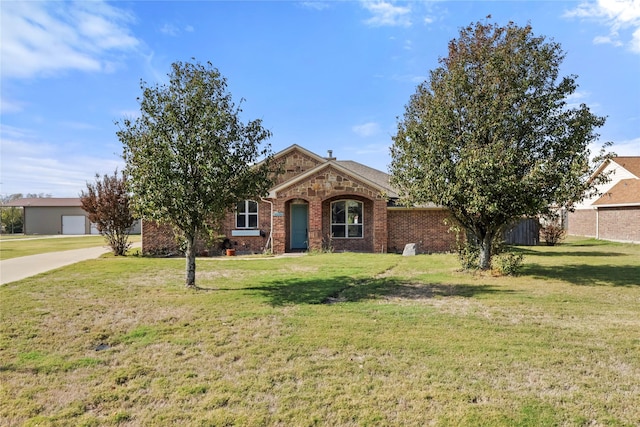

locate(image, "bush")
(493, 252), (525, 276)
(541, 222), (566, 246)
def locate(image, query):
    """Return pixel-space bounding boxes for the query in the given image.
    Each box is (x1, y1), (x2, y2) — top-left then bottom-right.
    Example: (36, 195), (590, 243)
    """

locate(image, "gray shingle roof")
(336, 160), (399, 198)
(1, 198), (81, 207)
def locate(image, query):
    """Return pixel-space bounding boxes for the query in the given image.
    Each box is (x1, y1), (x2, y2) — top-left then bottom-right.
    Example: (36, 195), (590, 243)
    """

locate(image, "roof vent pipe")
(327, 150), (335, 160)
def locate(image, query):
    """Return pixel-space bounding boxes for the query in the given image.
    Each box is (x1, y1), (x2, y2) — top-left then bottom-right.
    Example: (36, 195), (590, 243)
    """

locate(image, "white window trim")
(330, 200), (364, 239)
(236, 200), (259, 229)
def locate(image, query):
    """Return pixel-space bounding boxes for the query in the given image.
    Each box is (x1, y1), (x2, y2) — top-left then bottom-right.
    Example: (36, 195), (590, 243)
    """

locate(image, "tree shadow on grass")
(521, 263), (640, 287)
(514, 247), (627, 257)
(243, 276), (511, 306)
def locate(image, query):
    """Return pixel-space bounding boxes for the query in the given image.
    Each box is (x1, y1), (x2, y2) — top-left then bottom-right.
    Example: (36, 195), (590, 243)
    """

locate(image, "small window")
(331, 200), (363, 238)
(236, 200), (258, 229)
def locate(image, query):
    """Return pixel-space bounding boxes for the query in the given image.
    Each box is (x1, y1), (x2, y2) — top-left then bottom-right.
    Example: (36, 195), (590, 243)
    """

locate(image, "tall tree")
(119, 60), (275, 288)
(390, 19), (611, 270)
(80, 170), (136, 256)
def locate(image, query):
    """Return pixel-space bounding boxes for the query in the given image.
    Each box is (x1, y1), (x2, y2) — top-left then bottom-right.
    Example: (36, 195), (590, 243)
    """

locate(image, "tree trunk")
(478, 232), (493, 270)
(185, 234), (197, 288)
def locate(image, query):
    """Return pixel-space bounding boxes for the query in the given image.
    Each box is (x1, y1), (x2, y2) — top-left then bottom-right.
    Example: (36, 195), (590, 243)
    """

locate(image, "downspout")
(595, 206), (599, 240)
(261, 197), (273, 253)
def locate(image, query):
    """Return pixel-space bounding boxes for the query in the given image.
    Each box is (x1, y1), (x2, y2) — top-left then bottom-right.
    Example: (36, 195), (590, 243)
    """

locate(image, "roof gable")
(270, 144), (328, 186)
(611, 156), (640, 178)
(592, 178), (640, 206)
(269, 161), (396, 200)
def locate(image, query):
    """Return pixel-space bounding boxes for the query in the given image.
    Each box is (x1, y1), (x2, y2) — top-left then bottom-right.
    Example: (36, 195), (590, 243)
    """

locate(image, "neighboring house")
(2, 197), (141, 235)
(142, 144), (456, 255)
(567, 156), (640, 243)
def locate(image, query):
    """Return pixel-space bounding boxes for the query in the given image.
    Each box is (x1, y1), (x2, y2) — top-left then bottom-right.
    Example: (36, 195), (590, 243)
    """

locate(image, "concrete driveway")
(0, 243), (140, 286)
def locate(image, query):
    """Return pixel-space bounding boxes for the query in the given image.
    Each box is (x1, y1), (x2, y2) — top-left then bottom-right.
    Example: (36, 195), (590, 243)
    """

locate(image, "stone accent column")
(308, 199), (323, 251)
(271, 200), (286, 254)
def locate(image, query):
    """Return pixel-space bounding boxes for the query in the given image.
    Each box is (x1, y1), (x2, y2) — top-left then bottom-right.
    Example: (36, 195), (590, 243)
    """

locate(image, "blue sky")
(1, 0), (639, 197)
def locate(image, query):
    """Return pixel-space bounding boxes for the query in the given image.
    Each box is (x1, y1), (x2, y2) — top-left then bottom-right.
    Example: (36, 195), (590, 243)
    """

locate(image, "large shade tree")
(390, 19), (611, 270)
(119, 61), (275, 288)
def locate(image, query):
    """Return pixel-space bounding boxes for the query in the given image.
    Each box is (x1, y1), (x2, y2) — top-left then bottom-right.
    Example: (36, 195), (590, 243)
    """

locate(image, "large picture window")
(236, 200), (258, 228)
(331, 200), (363, 238)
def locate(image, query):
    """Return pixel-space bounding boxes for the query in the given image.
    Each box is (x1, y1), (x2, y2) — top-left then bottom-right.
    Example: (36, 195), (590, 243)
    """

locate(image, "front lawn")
(0, 235), (141, 260)
(1, 239), (638, 426)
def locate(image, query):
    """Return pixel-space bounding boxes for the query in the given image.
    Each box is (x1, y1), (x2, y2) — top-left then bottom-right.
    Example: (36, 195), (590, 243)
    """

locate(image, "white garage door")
(62, 215), (86, 235)
(90, 223), (100, 235)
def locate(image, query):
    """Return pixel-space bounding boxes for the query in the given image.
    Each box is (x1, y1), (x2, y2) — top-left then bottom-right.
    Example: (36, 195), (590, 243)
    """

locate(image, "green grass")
(1, 238), (639, 426)
(0, 235), (141, 260)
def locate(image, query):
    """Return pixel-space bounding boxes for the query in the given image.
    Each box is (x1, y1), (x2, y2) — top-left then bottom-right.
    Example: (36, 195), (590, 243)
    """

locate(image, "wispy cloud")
(160, 23), (179, 36)
(0, 125), (122, 196)
(609, 136), (640, 156)
(300, 1), (331, 11)
(160, 23), (195, 36)
(361, 1), (412, 27)
(352, 122), (381, 137)
(0, 1), (140, 79)
(0, 97), (27, 114)
(564, 0), (640, 53)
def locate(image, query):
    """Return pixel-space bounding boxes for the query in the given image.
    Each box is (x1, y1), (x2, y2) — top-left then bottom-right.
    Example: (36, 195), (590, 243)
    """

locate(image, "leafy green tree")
(0, 194), (24, 234)
(390, 19), (611, 270)
(119, 60), (275, 288)
(80, 170), (135, 256)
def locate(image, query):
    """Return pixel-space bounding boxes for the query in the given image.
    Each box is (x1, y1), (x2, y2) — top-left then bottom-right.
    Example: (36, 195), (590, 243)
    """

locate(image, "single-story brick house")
(2, 197), (141, 235)
(567, 156), (640, 243)
(142, 144), (456, 255)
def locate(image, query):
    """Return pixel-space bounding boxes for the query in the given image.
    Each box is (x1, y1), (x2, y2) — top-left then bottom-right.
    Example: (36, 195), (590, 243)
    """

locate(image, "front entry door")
(290, 204), (308, 250)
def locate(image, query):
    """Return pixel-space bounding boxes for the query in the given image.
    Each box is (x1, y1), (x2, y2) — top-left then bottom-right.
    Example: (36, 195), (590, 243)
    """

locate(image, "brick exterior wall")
(387, 208), (455, 254)
(567, 209), (596, 237)
(272, 165), (388, 253)
(142, 221), (178, 255)
(594, 207), (640, 243)
(141, 148), (460, 256)
(220, 200), (272, 254)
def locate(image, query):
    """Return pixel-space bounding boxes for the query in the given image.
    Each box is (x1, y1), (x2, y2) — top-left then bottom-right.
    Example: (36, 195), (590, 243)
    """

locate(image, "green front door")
(291, 204), (308, 250)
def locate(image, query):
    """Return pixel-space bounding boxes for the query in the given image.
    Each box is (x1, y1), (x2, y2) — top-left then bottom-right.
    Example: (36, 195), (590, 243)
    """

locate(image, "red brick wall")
(596, 207), (640, 243)
(387, 208), (455, 253)
(142, 221), (178, 255)
(321, 195), (374, 252)
(142, 200), (272, 256)
(567, 209), (596, 237)
(220, 200), (271, 254)
(272, 165), (389, 253)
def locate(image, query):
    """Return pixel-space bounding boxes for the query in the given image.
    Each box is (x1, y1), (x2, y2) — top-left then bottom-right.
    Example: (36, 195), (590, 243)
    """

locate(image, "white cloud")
(160, 23), (179, 36)
(593, 35), (624, 46)
(609, 136), (640, 156)
(0, 125), (122, 197)
(362, 1), (412, 27)
(300, 2), (331, 11)
(0, 1), (139, 79)
(0, 97), (27, 114)
(565, 0), (640, 53)
(160, 23), (195, 36)
(352, 122), (381, 137)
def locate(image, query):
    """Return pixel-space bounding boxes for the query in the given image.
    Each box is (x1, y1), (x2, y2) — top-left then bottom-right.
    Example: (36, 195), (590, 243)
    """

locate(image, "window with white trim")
(236, 200), (258, 228)
(331, 200), (363, 238)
